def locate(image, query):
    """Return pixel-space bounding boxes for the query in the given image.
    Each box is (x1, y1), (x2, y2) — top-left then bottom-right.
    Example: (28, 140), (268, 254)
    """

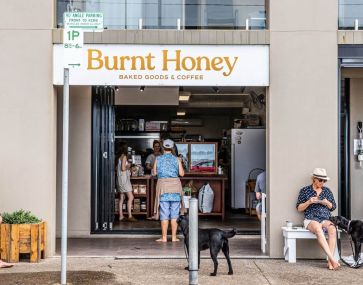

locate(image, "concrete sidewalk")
(1, 257), (363, 285)
(55, 236), (267, 258)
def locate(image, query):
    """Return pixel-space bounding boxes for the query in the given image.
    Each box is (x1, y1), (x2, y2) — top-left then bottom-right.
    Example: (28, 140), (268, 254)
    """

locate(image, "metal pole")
(261, 193), (266, 253)
(189, 198), (198, 285)
(61, 68), (70, 285)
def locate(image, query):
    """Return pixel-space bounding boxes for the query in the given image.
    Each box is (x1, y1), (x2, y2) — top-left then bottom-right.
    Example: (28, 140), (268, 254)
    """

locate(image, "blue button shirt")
(156, 153), (179, 178)
(296, 185), (336, 222)
(254, 171), (266, 194)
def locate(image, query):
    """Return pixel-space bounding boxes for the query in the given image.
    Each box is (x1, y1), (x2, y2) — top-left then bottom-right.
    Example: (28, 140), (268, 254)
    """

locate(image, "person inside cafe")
(254, 171), (266, 221)
(145, 140), (162, 175)
(116, 143), (137, 222)
(153, 139), (185, 242)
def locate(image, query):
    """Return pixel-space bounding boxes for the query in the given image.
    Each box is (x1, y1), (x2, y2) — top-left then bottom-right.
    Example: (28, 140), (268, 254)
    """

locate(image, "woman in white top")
(116, 143), (137, 222)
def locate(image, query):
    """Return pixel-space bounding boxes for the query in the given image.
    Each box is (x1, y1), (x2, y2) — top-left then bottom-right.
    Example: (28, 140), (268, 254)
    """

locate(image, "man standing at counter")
(145, 140), (162, 175)
(153, 139), (185, 242)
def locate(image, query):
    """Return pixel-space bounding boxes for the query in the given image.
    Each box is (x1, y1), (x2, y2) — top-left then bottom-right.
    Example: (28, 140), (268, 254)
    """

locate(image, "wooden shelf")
(123, 211), (147, 215)
(133, 194), (147, 197)
(115, 177), (152, 218)
(198, 212), (222, 216)
(130, 176), (151, 180)
(115, 193), (147, 196)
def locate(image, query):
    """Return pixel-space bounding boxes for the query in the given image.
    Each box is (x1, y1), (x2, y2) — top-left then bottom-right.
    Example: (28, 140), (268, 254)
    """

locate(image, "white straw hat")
(312, 168), (330, 181)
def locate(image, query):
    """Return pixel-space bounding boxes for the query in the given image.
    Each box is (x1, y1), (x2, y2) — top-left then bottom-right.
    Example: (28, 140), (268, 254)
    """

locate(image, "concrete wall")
(268, 0), (338, 257)
(0, 1), (56, 255)
(350, 78), (363, 220)
(56, 87), (92, 237)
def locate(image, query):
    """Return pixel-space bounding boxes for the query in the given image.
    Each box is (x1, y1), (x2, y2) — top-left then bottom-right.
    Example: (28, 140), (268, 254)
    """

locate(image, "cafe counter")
(128, 175), (228, 220)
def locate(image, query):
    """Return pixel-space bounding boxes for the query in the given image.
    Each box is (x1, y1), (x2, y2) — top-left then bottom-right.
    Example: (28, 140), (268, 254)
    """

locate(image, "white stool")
(282, 226), (340, 263)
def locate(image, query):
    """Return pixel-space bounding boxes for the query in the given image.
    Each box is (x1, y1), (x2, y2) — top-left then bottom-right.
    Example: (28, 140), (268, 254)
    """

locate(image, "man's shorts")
(256, 202), (262, 214)
(159, 201), (180, 221)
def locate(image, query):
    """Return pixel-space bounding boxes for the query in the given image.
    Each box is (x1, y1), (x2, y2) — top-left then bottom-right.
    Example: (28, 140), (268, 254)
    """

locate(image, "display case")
(175, 142), (218, 174)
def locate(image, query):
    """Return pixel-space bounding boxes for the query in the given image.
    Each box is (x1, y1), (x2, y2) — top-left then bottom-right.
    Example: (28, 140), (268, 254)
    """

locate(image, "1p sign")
(63, 29), (83, 68)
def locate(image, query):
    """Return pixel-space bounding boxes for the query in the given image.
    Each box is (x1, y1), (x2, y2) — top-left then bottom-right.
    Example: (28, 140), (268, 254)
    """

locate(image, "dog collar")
(347, 220), (351, 233)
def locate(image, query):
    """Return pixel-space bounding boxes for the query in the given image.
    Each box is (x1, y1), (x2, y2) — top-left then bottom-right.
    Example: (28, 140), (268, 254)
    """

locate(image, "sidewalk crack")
(253, 261), (272, 285)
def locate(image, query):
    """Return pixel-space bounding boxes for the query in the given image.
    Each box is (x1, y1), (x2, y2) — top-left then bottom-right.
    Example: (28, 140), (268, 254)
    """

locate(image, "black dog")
(177, 215), (236, 276)
(329, 216), (363, 262)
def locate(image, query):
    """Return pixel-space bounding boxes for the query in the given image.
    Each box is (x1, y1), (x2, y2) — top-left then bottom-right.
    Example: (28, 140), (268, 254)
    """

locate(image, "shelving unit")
(115, 174), (228, 220)
(115, 175), (151, 218)
(150, 175), (227, 220)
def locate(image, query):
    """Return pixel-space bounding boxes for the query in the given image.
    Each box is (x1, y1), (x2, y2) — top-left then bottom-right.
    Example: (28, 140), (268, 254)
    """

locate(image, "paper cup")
(286, 221), (293, 229)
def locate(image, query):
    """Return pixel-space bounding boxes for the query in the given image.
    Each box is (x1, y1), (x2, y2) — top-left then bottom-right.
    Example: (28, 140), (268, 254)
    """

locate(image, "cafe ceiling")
(115, 86), (266, 116)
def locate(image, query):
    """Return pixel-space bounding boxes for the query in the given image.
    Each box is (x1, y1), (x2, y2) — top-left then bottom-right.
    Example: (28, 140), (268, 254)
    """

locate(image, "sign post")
(61, 12), (103, 285)
(60, 67), (69, 285)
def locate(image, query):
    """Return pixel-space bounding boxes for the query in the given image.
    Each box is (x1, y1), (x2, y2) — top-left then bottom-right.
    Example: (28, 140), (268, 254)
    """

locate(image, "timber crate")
(0, 221), (46, 263)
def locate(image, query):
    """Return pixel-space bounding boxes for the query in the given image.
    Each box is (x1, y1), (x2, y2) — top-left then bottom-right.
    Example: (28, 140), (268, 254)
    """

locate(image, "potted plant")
(0, 210), (46, 263)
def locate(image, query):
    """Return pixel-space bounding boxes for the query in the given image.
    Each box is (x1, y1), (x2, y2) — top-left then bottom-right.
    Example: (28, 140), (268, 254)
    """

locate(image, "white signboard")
(53, 44), (269, 86)
(63, 29), (84, 67)
(64, 12), (103, 31)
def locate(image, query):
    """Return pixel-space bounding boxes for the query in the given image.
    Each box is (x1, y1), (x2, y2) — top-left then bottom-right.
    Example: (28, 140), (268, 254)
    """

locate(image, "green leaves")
(1, 210), (41, 224)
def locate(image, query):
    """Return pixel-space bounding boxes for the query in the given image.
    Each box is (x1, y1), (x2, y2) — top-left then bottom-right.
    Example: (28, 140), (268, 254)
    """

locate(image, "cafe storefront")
(53, 43), (269, 237)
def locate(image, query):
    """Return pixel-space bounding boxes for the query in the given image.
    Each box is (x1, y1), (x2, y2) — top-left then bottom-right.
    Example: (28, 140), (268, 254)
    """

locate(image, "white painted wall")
(269, 0), (338, 258)
(0, 0), (56, 255)
(56, 87), (92, 237)
(350, 78), (363, 220)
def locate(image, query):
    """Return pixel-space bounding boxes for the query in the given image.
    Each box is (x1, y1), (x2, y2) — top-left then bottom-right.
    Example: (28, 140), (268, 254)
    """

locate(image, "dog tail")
(223, 228), (237, 239)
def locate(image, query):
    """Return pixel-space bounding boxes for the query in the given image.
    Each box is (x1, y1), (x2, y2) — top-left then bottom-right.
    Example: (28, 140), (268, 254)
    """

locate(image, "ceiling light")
(177, 111), (186, 116)
(179, 91), (191, 102)
(212, 87), (220, 93)
(139, 86), (145, 92)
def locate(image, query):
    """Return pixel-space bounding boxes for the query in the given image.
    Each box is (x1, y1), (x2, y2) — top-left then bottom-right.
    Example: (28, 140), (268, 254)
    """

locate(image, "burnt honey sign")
(87, 49), (238, 77)
(53, 44), (269, 86)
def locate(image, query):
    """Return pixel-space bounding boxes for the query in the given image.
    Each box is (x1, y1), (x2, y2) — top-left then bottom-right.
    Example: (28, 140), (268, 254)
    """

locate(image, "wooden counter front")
(150, 175), (228, 220)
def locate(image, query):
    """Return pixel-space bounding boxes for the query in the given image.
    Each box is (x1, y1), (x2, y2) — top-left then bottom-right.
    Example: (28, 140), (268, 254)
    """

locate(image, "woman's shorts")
(304, 219), (330, 229)
(159, 201), (180, 221)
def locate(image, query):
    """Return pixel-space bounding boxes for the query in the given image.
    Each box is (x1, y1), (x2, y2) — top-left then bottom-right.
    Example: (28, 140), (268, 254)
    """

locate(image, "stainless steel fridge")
(230, 128), (266, 209)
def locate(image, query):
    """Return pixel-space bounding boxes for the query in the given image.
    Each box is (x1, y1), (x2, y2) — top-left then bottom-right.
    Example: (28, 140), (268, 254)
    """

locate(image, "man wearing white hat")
(296, 168), (340, 270)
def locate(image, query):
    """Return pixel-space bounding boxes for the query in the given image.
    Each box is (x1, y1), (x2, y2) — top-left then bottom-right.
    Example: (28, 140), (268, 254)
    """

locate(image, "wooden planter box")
(0, 221), (46, 263)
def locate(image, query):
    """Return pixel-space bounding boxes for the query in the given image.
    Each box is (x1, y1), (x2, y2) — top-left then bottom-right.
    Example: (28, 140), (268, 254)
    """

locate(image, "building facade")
(1, 0), (363, 258)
